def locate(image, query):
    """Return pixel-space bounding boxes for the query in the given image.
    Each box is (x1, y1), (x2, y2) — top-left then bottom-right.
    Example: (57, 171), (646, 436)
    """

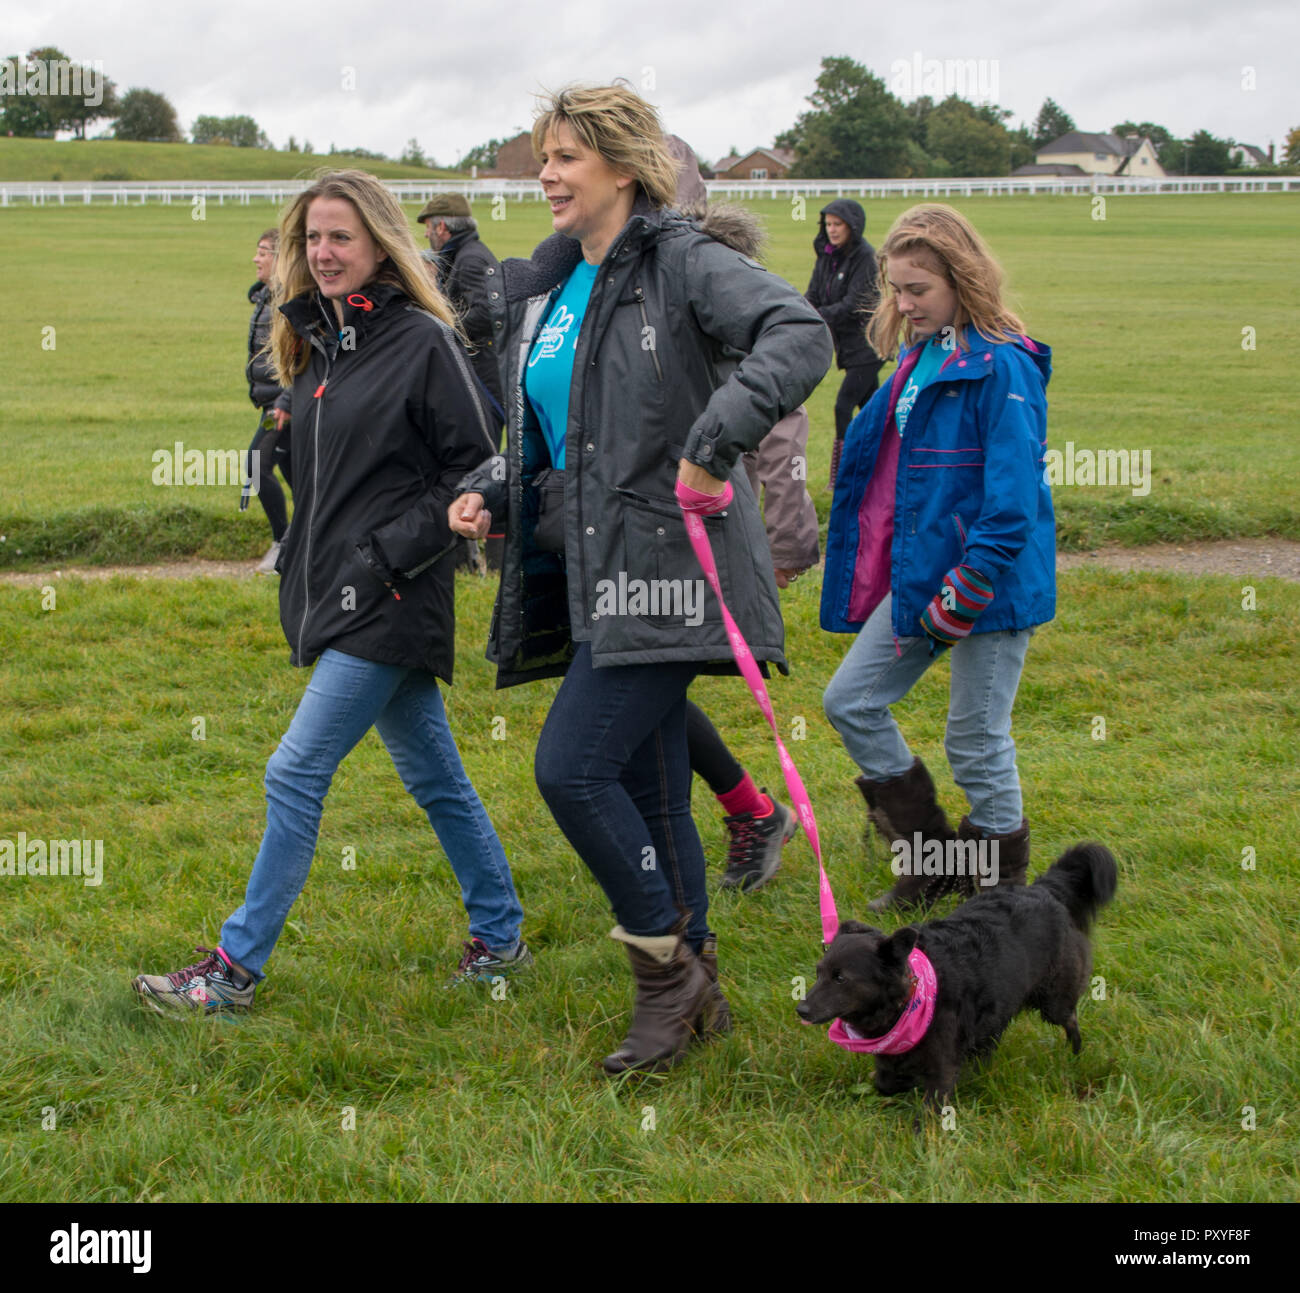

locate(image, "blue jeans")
(534, 642), (709, 948)
(823, 595), (1033, 833)
(220, 649), (523, 978)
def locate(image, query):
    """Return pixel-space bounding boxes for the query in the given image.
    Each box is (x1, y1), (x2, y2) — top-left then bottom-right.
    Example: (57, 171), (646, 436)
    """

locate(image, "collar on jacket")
(279, 278), (409, 346)
(898, 324), (998, 381)
(248, 281), (270, 306)
(503, 191), (670, 303)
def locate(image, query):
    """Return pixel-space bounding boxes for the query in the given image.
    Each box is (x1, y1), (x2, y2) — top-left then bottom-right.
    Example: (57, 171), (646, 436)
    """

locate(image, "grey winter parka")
(459, 197), (833, 687)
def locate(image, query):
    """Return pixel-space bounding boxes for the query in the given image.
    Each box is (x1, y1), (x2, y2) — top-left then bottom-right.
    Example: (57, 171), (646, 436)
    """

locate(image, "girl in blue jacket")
(820, 204), (1054, 910)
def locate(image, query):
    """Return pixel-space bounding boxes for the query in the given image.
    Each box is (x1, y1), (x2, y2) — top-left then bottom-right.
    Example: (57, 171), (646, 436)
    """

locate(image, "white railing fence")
(2, 174), (1297, 207)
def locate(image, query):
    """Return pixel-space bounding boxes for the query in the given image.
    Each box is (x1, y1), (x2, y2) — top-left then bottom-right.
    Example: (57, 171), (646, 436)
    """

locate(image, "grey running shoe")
(720, 794), (798, 892)
(443, 938), (533, 989)
(256, 542), (282, 574)
(133, 946), (255, 1016)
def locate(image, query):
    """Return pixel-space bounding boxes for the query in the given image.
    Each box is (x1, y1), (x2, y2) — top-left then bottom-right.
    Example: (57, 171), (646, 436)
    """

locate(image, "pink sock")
(717, 773), (772, 818)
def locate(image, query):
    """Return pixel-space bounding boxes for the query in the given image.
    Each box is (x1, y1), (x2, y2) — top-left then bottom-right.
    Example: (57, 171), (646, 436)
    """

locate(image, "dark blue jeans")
(534, 642), (710, 948)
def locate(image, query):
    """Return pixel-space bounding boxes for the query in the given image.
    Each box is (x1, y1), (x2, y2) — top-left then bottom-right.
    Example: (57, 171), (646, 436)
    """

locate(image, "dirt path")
(2, 539), (1299, 586)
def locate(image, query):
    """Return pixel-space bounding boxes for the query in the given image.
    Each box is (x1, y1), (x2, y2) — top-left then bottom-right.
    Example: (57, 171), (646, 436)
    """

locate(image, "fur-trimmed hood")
(679, 200), (767, 261)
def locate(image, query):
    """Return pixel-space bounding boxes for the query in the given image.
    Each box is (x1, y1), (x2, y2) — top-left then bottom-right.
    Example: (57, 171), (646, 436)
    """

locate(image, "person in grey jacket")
(449, 82), (831, 1076)
(243, 229), (294, 572)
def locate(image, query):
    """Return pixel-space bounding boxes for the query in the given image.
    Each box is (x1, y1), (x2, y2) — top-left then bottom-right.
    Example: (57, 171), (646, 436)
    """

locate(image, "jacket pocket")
(633, 286), (664, 383)
(615, 492), (725, 628)
(951, 512), (969, 555)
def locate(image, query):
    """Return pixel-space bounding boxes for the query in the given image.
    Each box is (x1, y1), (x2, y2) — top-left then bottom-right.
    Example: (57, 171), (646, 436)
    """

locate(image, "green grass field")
(0, 136), (462, 182)
(0, 564), (1296, 1201)
(1, 187), (1297, 1202)
(1, 192), (1296, 570)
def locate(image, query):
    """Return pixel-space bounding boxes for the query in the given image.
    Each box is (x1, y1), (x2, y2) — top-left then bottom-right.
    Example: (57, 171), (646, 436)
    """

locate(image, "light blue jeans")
(823, 595), (1033, 833)
(220, 649), (523, 978)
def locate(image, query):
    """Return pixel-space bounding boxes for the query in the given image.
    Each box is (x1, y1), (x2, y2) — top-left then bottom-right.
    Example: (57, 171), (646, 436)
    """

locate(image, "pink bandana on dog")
(827, 947), (938, 1055)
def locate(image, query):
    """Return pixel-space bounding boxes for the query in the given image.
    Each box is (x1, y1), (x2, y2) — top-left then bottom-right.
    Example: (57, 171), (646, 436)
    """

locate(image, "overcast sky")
(11, 0), (1297, 165)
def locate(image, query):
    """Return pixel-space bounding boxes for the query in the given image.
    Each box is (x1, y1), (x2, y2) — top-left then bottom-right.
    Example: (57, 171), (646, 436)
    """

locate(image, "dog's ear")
(835, 919), (878, 938)
(881, 926), (919, 964)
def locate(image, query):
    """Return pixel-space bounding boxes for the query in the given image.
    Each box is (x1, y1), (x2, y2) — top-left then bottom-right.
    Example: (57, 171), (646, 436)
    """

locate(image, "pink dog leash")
(676, 479), (839, 945)
(677, 478), (938, 1056)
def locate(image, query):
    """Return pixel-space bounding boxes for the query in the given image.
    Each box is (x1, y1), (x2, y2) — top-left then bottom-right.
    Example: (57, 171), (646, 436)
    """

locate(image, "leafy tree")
(399, 137), (428, 167)
(1032, 97), (1074, 149)
(1112, 120), (1176, 156)
(785, 56), (912, 178)
(1184, 129), (1231, 174)
(4, 46), (120, 138)
(456, 136), (511, 170)
(1285, 125), (1300, 167)
(1008, 123), (1036, 171)
(0, 54), (55, 135)
(903, 95), (935, 147)
(192, 114), (268, 147)
(925, 95), (1013, 176)
(114, 87), (182, 142)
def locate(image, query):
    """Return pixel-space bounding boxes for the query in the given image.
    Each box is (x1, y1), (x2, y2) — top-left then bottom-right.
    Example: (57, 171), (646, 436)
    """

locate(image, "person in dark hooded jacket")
(449, 85), (831, 1076)
(133, 171), (529, 1018)
(806, 199), (882, 489)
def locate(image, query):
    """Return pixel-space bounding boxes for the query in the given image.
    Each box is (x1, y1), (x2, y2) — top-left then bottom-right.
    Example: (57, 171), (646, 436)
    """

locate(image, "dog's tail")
(1033, 843), (1118, 932)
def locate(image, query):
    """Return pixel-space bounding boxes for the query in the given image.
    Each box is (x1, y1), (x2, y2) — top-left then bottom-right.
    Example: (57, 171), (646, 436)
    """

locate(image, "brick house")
(712, 147), (796, 180)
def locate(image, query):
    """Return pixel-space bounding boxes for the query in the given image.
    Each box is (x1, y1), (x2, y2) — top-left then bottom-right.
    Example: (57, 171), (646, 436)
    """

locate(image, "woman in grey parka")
(450, 83), (831, 1074)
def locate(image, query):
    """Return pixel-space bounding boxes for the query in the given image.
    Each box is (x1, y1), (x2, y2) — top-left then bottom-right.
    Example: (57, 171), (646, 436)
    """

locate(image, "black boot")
(956, 816), (1030, 896)
(857, 758), (957, 912)
(602, 920), (719, 1074)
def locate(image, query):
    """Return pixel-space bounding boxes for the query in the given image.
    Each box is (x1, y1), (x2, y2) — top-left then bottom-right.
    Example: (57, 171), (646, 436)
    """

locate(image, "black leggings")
(685, 700), (743, 797)
(246, 417), (291, 542)
(833, 362), (883, 440)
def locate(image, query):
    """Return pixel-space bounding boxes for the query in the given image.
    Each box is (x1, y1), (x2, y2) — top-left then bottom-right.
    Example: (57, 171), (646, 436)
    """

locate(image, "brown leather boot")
(956, 816), (1030, 895)
(602, 920), (719, 1074)
(859, 758), (958, 911)
(697, 934), (732, 1036)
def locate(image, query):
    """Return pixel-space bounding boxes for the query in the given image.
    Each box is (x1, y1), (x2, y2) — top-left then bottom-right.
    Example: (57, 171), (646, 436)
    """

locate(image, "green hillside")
(0, 136), (466, 182)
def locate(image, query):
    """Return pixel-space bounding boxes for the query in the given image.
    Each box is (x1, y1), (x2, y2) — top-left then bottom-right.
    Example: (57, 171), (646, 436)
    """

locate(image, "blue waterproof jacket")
(821, 327), (1055, 638)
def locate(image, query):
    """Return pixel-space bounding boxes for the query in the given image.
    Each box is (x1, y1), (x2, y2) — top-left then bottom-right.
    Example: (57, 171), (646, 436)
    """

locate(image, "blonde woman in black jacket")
(134, 171), (528, 1015)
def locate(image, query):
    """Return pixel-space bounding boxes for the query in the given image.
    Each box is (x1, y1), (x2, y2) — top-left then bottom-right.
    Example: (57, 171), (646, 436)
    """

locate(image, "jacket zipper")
(297, 329), (334, 661)
(633, 286), (663, 382)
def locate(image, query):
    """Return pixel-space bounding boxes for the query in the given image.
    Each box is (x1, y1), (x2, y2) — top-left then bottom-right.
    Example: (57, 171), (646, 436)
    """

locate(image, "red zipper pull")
(314, 383), (326, 398)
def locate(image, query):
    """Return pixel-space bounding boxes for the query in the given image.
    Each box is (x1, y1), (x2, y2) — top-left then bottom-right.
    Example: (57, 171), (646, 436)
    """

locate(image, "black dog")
(797, 843), (1118, 1108)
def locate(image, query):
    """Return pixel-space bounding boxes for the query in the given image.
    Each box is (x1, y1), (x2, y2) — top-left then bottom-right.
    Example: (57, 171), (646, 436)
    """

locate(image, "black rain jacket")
(805, 199), (880, 370)
(246, 282), (291, 412)
(275, 280), (498, 681)
(438, 231), (505, 412)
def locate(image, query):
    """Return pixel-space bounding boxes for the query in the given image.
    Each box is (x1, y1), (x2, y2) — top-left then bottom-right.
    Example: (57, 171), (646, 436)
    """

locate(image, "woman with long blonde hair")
(135, 170), (529, 1014)
(822, 203), (1056, 910)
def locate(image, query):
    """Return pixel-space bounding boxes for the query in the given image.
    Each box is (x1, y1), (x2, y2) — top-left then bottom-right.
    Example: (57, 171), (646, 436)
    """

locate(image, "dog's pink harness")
(678, 481), (938, 1055)
(826, 948), (938, 1054)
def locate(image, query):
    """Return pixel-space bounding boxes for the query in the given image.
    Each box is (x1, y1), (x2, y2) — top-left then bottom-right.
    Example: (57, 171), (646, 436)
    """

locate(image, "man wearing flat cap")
(417, 194), (504, 412)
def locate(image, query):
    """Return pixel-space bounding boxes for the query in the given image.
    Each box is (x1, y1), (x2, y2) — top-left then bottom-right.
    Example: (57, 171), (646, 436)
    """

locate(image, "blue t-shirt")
(524, 260), (599, 468)
(894, 336), (955, 436)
